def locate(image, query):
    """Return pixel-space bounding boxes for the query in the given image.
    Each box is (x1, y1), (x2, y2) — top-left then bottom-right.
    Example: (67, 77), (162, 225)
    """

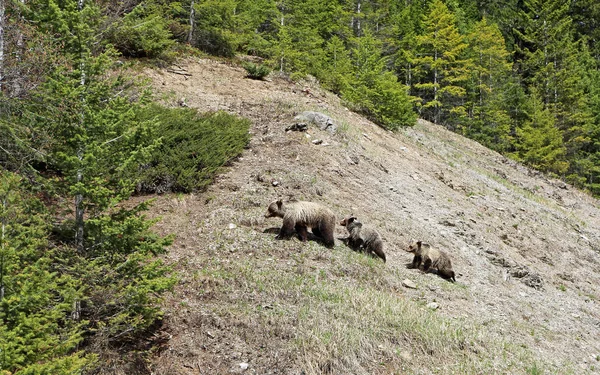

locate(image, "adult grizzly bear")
(407, 240), (456, 282)
(264, 199), (336, 248)
(339, 216), (386, 263)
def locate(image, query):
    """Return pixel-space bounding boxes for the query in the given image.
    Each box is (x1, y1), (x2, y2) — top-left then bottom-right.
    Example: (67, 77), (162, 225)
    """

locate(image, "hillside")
(138, 58), (600, 374)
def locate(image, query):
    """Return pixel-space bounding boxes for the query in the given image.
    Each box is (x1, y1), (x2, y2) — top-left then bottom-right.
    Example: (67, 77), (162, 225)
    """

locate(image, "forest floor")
(125, 58), (600, 374)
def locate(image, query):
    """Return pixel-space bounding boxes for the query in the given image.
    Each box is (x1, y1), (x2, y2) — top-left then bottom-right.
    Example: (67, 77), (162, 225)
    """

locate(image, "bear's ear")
(276, 199), (283, 207)
(349, 216), (356, 223)
(417, 240), (422, 247)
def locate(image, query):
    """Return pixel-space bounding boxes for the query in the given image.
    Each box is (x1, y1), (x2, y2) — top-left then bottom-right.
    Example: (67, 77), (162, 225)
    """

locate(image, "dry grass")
(156, 217), (555, 375)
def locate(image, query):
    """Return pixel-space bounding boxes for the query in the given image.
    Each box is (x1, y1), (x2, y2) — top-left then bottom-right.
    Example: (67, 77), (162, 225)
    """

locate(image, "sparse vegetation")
(242, 62), (271, 80)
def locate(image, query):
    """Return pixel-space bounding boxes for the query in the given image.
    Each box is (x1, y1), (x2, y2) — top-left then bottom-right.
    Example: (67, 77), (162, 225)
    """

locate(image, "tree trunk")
(73, 0), (87, 321)
(0, 0), (5, 93)
(434, 49), (439, 124)
(76, 46), (85, 253)
(13, 0), (25, 97)
(356, 0), (361, 37)
(280, 14), (284, 72)
(187, 0), (195, 44)
(0, 197), (5, 303)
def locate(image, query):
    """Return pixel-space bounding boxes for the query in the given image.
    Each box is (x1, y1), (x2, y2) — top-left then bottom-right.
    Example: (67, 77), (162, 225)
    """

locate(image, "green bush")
(0, 172), (93, 374)
(242, 61), (271, 80)
(193, 28), (236, 57)
(136, 105), (251, 193)
(106, 5), (174, 58)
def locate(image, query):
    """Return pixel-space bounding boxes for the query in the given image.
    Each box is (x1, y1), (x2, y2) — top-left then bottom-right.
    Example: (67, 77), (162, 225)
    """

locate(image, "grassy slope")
(140, 58), (600, 375)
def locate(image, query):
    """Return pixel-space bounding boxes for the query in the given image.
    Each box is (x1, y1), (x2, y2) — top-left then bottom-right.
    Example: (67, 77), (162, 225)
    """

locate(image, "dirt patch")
(139, 58), (600, 374)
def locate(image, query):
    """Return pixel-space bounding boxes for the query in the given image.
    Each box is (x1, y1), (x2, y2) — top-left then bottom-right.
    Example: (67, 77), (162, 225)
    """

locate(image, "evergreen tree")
(465, 17), (512, 150)
(473, 0), (521, 51)
(0, 172), (92, 374)
(18, 0), (176, 349)
(321, 35), (352, 94)
(192, 0), (238, 57)
(568, 57), (600, 193)
(389, 5), (420, 95)
(570, 0), (600, 61)
(271, 0), (327, 77)
(232, 0), (279, 56)
(516, 0), (593, 174)
(413, 0), (471, 127)
(512, 89), (568, 175)
(343, 31), (416, 130)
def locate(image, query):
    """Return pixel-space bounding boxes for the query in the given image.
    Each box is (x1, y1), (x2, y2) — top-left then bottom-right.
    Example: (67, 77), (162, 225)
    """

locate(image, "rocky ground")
(129, 58), (600, 374)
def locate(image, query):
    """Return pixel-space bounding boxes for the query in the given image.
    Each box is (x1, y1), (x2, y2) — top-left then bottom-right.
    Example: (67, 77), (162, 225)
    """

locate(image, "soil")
(137, 58), (600, 374)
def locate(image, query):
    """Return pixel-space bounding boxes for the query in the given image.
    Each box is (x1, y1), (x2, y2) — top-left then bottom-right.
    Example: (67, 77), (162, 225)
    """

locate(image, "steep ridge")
(141, 58), (600, 375)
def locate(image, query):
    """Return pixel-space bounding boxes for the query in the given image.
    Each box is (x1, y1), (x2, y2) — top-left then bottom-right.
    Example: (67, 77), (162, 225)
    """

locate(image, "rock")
(347, 155), (360, 165)
(312, 139), (323, 145)
(294, 111), (337, 134)
(439, 219), (456, 227)
(239, 362), (249, 371)
(402, 279), (417, 289)
(552, 180), (568, 189)
(522, 273), (544, 290)
(510, 265), (530, 278)
(427, 302), (439, 310)
(272, 180), (280, 186)
(228, 223), (237, 229)
(285, 122), (308, 132)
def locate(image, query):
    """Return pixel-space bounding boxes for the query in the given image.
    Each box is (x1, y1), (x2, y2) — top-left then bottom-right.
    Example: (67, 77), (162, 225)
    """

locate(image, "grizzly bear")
(407, 240), (456, 281)
(264, 199), (336, 248)
(339, 216), (386, 263)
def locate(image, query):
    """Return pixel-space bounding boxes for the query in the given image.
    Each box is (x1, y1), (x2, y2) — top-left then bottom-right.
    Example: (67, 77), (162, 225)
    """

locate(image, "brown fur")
(340, 216), (386, 263)
(265, 199), (336, 248)
(407, 240), (455, 282)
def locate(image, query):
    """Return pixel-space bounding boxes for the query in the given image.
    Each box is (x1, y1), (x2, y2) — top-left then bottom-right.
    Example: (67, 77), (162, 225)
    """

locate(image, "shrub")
(106, 5), (174, 58)
(242, 62), (271, 80)
(192, 28), (236, 58)
(135, 105), (251, 193)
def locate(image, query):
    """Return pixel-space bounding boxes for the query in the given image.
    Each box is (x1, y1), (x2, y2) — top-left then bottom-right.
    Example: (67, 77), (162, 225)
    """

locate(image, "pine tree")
(568, 55), (600, 193)
(512, 89), (568, 175)
(0, 172), (92, 374)
(321, 35), (352, 94)
(389, 5), (419, 95)
(231, 0), (279, 56)
(271, 0), (327, 77)
(18, 0), (176, 348)
(413, 0), (471, 127)
(516, 0), (590, 128)
(465, 17), (512, 150)
(570, 0), (600, 61)
(516, 0), (593, 177)
(343, 30), (416, 130)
